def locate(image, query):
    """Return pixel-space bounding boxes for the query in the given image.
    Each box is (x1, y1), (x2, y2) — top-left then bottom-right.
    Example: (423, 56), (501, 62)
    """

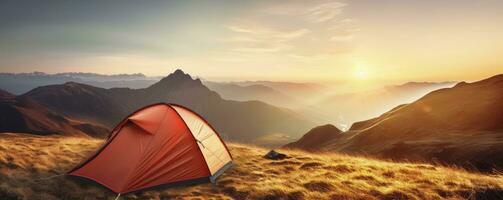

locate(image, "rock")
(264, 150), (287, 160)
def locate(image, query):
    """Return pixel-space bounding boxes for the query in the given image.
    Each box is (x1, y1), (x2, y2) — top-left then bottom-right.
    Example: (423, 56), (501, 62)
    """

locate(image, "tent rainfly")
(67, 103), (233, 195)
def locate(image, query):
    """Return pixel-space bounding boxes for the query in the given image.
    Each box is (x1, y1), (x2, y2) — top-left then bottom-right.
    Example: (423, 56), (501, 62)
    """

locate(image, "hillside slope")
(0, 89), (108, 137)
(316, 82), (455, 125)
(0, 134), (502, 200)
(284, 124), (343, 151)
(22, 70), (315, 145)
(288, 74), (503, 171)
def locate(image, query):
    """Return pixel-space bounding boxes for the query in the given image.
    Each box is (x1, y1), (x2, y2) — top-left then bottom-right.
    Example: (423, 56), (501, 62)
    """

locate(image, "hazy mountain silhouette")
(207, 80), (455, 128)
(0, 72), (158, 94)
(23, 70), (315, 145)
(234, 81), (325, 98)
(287, 74), (503, 171)
(204, 81), (299, 108)
(0, 89), (108, 137)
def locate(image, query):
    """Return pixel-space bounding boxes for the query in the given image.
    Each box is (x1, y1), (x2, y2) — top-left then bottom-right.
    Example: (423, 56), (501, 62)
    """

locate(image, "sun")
(353, 65), (370, 80)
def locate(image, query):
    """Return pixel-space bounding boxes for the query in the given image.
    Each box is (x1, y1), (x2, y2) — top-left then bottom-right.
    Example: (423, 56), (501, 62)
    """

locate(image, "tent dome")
(68, 103), (233, 194)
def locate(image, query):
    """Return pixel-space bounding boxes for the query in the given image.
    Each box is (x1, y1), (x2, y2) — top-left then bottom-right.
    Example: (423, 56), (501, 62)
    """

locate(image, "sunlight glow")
(353, 65), (370, 80)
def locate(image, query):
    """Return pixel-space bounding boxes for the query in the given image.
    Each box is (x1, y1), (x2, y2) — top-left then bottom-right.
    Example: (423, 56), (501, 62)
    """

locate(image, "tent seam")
(120, 105), (170, 192)
(169, 104), (213, 176)
(168, 103), (233, 160)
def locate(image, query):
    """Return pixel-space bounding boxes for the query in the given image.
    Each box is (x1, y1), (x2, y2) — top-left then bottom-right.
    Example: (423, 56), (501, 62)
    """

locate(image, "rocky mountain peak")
(148, 69), (205, 90)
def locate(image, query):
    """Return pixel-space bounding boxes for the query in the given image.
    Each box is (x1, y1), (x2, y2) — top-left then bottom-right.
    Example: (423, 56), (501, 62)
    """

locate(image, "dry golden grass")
(1, 133), (503, 200)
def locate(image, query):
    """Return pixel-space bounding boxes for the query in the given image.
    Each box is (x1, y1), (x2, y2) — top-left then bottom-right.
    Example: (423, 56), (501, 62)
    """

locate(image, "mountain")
(204, 81), (299, 108)
(286, 74), (503, 171)
(0, 89), (14, 99)
(284, 124), (342, 151)
(23, 70), (315, 146)
(2, 134), (503, 199)
(235, 80), (324, 93)
(22, 82), (131, 127)
(53, 72), (149, 81)
(0, 72), (159, 94)
(315, 81), (456, 128)
(205, 80), (456, 129)
(0, 89), (108, 137)
(234, 81), (326, 103)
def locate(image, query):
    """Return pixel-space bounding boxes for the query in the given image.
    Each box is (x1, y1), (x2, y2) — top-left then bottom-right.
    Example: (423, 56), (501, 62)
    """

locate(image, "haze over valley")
(0, 71), (457, 133)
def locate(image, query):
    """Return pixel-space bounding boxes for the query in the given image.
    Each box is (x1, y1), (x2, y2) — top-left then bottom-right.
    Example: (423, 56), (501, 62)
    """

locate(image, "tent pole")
(114, 193), (121, 200)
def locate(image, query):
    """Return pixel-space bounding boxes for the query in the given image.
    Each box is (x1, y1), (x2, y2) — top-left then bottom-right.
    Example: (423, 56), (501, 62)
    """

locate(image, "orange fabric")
(69, 104), (220, 193)
(128, 105), (168, 134)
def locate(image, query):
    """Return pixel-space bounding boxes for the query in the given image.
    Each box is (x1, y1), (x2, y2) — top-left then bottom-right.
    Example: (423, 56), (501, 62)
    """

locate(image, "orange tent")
(68, 103), (233, 194)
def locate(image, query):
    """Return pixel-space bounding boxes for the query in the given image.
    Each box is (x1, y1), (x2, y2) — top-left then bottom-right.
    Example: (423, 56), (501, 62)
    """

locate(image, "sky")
(0, 0), (502, 83)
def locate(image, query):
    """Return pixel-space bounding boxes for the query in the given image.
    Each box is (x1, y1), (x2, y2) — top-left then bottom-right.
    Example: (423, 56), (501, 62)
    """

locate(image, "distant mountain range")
(206, 79), (456, 128)
(0, 72), (160, 94)
(0, 72), (325, 111)
(285, 74), (503, 171)
(15, 70), (314, 146)
(234, 80), (326, 98)
(204, 81), (300, 108)
(0, 89), (108, 137)
(1, 71), (454, 131)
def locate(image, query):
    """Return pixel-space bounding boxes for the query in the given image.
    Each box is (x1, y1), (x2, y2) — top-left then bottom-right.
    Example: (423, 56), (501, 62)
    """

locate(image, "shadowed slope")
(0, 89), (108, 137)
(22, 82), (128, 127)
(284, 124), (343, 151)
(1, 134), (502, 200)
(0, 89), (14, 99)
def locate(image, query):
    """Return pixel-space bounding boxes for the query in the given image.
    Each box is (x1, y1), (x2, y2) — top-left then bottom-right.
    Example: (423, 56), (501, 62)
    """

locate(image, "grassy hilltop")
(0, 133), (502, 200)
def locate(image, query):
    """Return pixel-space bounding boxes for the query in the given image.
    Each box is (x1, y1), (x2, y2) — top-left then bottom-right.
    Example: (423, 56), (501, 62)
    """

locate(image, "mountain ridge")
(284, 124), (343, 151)
(0, 89), (108, 137)
(0, 71), (159, 94)
(286, 74), (503, 171)
(204, 81), (299, 108)
(22, 70), (315, 146)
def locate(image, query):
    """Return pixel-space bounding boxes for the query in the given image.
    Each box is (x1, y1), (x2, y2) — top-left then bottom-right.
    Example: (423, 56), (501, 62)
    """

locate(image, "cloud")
(276, 29), (310, 40)
(225, 23), (309, 53)
(330, 34), (355, 42)
(221, 0), (356, 64)
(287, 54), (330, 63)
(305, 2), (347, 23)
(261, 1), (347, 23)
(226, 25), (262, 34)
(232, 46), (286, 53)
(226, 25), (309, 41)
